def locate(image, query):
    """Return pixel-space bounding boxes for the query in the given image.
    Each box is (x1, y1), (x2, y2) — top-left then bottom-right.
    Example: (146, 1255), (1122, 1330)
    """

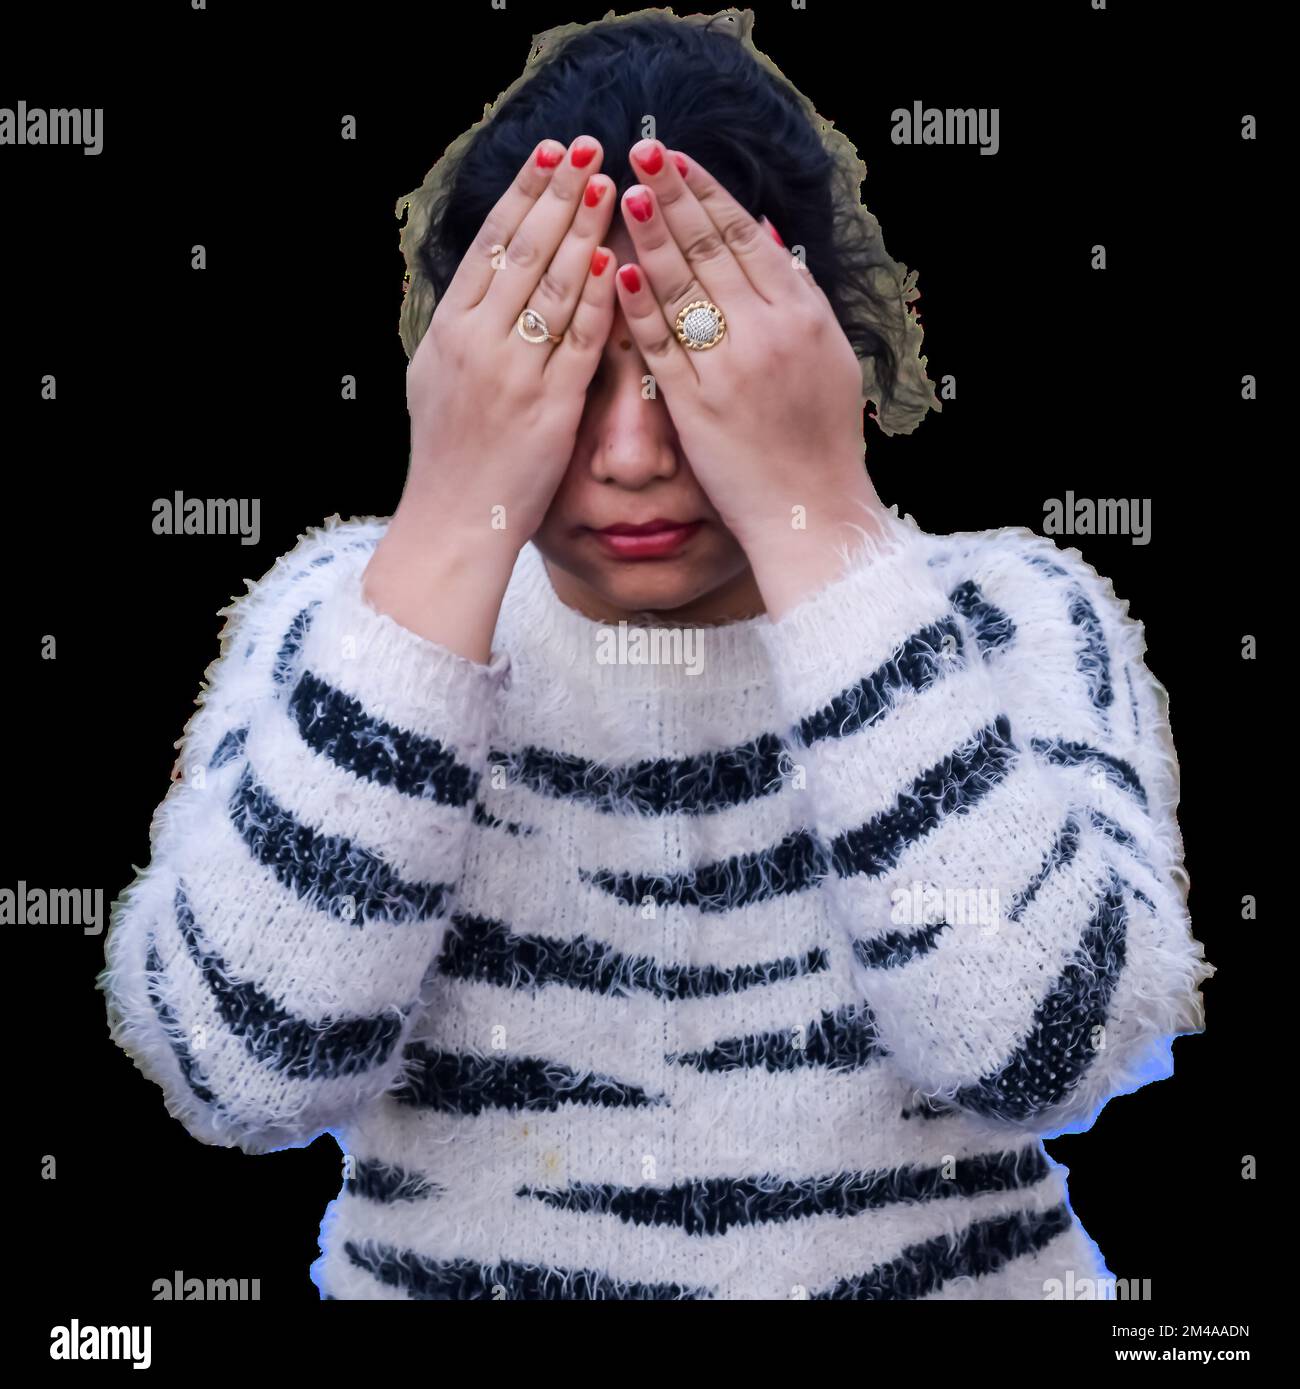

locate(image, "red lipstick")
(590, 518), (703, 559)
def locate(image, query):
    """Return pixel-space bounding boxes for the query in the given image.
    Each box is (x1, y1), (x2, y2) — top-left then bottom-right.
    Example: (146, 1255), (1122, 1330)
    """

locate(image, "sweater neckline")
(496, 540), (777, 692)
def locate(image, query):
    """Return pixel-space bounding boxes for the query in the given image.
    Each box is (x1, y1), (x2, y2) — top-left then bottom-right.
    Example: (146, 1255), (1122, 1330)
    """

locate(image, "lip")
(589, 519), (703, 559)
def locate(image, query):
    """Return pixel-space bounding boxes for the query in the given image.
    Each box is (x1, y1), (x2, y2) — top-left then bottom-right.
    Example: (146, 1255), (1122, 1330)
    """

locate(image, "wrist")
(363, 516), (519, 664)
(374, 507), (521, 590)
(737, 485), (893, 619)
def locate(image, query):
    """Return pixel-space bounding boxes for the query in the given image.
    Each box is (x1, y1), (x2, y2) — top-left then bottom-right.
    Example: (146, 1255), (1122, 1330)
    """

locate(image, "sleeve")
(96, 514), (511, 1155)
(755, 508), (1214, 1137)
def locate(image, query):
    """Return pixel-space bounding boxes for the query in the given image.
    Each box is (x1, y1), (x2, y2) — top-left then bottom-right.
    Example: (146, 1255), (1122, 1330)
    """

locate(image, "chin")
(592, 560), (711, 615)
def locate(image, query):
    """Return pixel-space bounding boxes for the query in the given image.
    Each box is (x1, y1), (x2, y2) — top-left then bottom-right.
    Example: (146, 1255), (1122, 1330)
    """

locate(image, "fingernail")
(584, 179), (605, 207)
(571, 141), (597, 168)
(763, 216), (785, 248)
(591, 247), (610, 277)
(625, 188), (653, 222)
(618, 264), (642, 293)
(671, 152), (689, 178)
(536, 144), (563, 169)
(632, 140), (663, 175)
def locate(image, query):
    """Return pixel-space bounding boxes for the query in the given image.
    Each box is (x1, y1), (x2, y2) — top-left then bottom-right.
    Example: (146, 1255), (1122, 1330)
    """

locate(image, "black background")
(5, 0), (1268, 1358)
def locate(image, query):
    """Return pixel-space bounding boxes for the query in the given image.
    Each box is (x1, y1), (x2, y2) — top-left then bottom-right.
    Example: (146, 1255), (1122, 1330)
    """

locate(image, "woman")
(97, 9), (1213, 1300)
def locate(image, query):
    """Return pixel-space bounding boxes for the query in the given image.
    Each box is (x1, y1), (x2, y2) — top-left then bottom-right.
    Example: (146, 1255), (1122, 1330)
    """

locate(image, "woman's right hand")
(402, 134), (619, 549)
(364, 135), (619, 661)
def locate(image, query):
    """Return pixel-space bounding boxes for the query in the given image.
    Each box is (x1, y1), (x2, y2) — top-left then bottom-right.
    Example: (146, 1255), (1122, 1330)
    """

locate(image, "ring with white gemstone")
(674, 298), (727, 351)
(516, 308), (563, 345)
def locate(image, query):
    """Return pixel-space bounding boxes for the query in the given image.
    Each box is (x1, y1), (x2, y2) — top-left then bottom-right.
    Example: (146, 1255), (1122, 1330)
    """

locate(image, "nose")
(586, 367), (680, 488)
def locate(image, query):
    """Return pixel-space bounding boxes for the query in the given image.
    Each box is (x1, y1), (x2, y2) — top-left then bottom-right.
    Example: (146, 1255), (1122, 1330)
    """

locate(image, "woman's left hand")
(613, 139), (890, 614)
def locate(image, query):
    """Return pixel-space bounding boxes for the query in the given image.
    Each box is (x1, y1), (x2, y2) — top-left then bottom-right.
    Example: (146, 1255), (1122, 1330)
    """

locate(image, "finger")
(482, 135), (611, 332)
(515, 171), (617, 359)
(646, 143), (792, 304)
(616, 181), (720, 353)
(613, 261), (699, 392)
(545, 245), (619, 391)
(760, 213), (823, 303)
(623, 140), (754, 315)
(799, 261), (834, 310)
(441, 139), (568, 314)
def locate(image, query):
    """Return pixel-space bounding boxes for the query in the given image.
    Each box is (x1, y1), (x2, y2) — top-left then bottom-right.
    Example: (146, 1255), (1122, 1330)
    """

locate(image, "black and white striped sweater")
(98, 508), (1213, 1300)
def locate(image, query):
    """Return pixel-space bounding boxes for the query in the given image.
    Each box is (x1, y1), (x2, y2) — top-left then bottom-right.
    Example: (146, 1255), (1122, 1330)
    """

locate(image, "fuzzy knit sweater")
(98, 507), (1213, 1301)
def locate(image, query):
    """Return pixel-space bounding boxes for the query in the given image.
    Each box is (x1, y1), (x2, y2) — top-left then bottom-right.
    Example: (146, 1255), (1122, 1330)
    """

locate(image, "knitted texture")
(97, 509), (1213, 1300)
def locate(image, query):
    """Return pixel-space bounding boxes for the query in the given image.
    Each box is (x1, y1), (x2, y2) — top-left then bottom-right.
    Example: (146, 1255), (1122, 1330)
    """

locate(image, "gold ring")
(675, 299), (726, 350)
(517, 308), (563, 345)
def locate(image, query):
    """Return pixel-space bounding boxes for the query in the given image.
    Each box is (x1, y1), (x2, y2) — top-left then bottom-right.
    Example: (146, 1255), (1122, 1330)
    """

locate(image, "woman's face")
(530, 224), (765, 624)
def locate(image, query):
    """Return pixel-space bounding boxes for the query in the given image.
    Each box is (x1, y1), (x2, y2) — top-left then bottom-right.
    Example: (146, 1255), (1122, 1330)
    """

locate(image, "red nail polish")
(618, 264), (641, 293)
(625, 189), (653, 222)
(571, 142), (597, 168)
(765, 218), (785, 248)
(633, 141), (663, 175)
(591, 248), (610, 277)
(584, 179), (605, 207)
(536, 145), (563, 169)
(672, 152), (688, 178)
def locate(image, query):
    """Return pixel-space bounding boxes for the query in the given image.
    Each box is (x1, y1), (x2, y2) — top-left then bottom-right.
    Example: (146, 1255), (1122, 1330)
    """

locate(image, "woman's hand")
(366, 135), (619, 660)
(612, 139), (889, 616)
(400, 133), (620, 551)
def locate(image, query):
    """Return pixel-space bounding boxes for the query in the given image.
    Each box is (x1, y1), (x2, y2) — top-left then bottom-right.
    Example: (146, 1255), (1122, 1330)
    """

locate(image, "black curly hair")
(397, 8), (938, 436)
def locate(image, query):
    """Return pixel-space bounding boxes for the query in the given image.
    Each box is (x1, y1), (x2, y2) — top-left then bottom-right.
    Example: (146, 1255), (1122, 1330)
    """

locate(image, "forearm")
(736, 474), (890, 621)
(99, 520), (512, 1152)
(754, 517), (1213, 1132)
(363, 506), (520, 666)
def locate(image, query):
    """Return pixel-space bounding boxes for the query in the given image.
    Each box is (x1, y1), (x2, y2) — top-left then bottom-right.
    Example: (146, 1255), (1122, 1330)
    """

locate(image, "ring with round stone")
(674, 298), (727, 351)
(516, 308), (563, 345)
